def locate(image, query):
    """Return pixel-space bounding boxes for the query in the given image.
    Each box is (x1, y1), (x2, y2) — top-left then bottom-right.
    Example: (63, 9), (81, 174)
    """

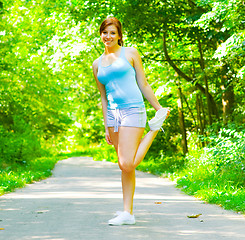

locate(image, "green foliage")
(0, 0), (101, 165)
(175, 126), (245, 212)
(92, 141), (118, 163)
(0, 156), (58, 195)
(194, 0), (245, 82)
(0, 119), (44, 167)
(1, 0), (244, 161)
(137, 153), (186, 175)
(205, 128), (245, 176)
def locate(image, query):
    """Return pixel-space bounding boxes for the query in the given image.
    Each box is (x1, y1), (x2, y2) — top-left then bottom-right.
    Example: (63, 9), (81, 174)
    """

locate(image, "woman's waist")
(107, 101), (145, 110)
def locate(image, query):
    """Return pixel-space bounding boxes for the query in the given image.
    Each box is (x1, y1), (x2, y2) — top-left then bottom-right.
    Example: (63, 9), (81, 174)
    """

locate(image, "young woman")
(92, 17), (169, 226)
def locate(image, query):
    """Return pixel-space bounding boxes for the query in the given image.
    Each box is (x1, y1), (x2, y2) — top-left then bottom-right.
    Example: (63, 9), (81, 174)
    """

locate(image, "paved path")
(0, 157), (244, 240)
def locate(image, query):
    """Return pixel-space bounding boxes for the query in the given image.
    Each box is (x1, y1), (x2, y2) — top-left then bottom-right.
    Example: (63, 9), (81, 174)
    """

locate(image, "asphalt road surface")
(0, 157), (244, 240)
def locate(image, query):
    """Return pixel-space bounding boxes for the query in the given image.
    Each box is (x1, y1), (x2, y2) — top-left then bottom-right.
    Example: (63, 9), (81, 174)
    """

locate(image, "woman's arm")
(92, 59), (113, 145)
(126, 47), (163, 111)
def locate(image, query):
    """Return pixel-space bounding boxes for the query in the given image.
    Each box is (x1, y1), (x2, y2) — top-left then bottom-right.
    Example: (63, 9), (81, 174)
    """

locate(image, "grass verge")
(0, 157), (59, 195)
(172, 148), (245, 214)
(0, 146), (96, 196)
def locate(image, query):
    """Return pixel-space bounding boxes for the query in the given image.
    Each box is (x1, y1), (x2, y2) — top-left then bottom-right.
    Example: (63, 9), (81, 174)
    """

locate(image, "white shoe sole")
(148, 108), (168, 131)
(108, 211), (136, 226)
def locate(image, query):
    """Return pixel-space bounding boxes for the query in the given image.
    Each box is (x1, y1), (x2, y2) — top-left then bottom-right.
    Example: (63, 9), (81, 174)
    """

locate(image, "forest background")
(0, 0), (244, 213)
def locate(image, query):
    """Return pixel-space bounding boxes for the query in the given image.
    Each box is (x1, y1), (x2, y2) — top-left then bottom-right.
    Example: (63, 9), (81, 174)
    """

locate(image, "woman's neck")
(104, 44), (121, 55)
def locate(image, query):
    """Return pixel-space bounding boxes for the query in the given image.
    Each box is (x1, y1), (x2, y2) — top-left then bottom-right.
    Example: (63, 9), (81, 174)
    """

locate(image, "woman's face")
(101, 24), (120, 48)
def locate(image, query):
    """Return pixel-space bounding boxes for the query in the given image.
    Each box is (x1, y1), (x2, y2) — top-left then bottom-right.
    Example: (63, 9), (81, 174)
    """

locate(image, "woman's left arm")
(128, 47), (162, 111)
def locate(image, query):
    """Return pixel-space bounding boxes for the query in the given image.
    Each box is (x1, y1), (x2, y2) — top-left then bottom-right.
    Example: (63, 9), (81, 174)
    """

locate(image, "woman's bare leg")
(108, 127), (159, 214)
(121, 170), (135, 214)
(133, 129), (159, 168)
(116, 127), (145, 214)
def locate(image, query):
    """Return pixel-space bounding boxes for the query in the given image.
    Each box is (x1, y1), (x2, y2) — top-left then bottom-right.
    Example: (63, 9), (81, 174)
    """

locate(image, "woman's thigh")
(118, 127), (145, 165)
(108, 127), (119, 154)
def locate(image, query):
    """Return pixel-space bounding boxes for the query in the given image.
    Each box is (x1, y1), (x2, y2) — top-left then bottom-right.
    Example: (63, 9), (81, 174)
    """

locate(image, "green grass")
(174, 171), (245, 213)
(0, 157), (59, 195)
(173, 152), (245, 213)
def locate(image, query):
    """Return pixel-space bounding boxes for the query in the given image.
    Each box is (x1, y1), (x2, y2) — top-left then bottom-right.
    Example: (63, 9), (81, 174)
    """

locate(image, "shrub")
(176, 126), (245, 212)
(0, 117), (44, 167)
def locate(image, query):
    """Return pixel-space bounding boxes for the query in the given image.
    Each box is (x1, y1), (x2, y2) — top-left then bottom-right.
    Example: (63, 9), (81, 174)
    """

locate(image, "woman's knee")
(118, 158), (135, 172)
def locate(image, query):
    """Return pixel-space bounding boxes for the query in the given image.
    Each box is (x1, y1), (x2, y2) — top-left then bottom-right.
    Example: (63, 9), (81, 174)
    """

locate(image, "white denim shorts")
(107, 107), (147, 132)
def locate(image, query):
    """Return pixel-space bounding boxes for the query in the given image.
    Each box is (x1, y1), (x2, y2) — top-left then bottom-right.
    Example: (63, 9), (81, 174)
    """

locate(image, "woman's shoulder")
(124, 46), (138, 55)
(92, 57), (100, 69)
(124, 47), (141, 61)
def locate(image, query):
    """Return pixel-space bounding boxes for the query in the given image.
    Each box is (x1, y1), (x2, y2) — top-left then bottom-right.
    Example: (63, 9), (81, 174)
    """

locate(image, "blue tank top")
(97, 47), (145, 109)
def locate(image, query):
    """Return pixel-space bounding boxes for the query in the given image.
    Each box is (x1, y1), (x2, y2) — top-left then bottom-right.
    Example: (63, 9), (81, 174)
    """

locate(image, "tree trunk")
(197, 38), (213, 125)
(182, 91), (197, 127)
(177, 85), (188, 154)
(222, 84), (234, 124)
(196, 93), (205, 147)
(221, 64), (235, 124)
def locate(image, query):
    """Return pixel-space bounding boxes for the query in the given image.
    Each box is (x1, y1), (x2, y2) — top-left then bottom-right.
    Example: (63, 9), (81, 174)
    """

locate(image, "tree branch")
(140, 51), (200, 62)
(163, 31), (219, 119)
(163, 31), (206, 95)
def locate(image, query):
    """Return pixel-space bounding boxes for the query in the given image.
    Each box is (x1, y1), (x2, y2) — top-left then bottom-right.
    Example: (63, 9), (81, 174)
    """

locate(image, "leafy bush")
(206, 128), (245, 185)
(0, 117), (44, 167)
(92, 141), (118, 163)
(137, 151), (186, 175)
(176, 127), (245, 212)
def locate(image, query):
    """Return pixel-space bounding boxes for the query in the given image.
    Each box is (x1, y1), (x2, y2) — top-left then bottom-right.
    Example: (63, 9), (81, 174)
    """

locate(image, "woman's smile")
(101, 25), (120, 47)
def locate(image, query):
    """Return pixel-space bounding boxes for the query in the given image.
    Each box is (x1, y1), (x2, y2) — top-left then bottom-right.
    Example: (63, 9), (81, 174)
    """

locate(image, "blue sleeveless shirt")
(97, 47), (145, 109)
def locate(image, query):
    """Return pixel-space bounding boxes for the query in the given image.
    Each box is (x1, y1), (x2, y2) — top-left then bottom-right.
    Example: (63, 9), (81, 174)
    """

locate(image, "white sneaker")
(114, 211), (123, 216)
(148, 108), (169, 131)
(108, 211), (136, 226)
